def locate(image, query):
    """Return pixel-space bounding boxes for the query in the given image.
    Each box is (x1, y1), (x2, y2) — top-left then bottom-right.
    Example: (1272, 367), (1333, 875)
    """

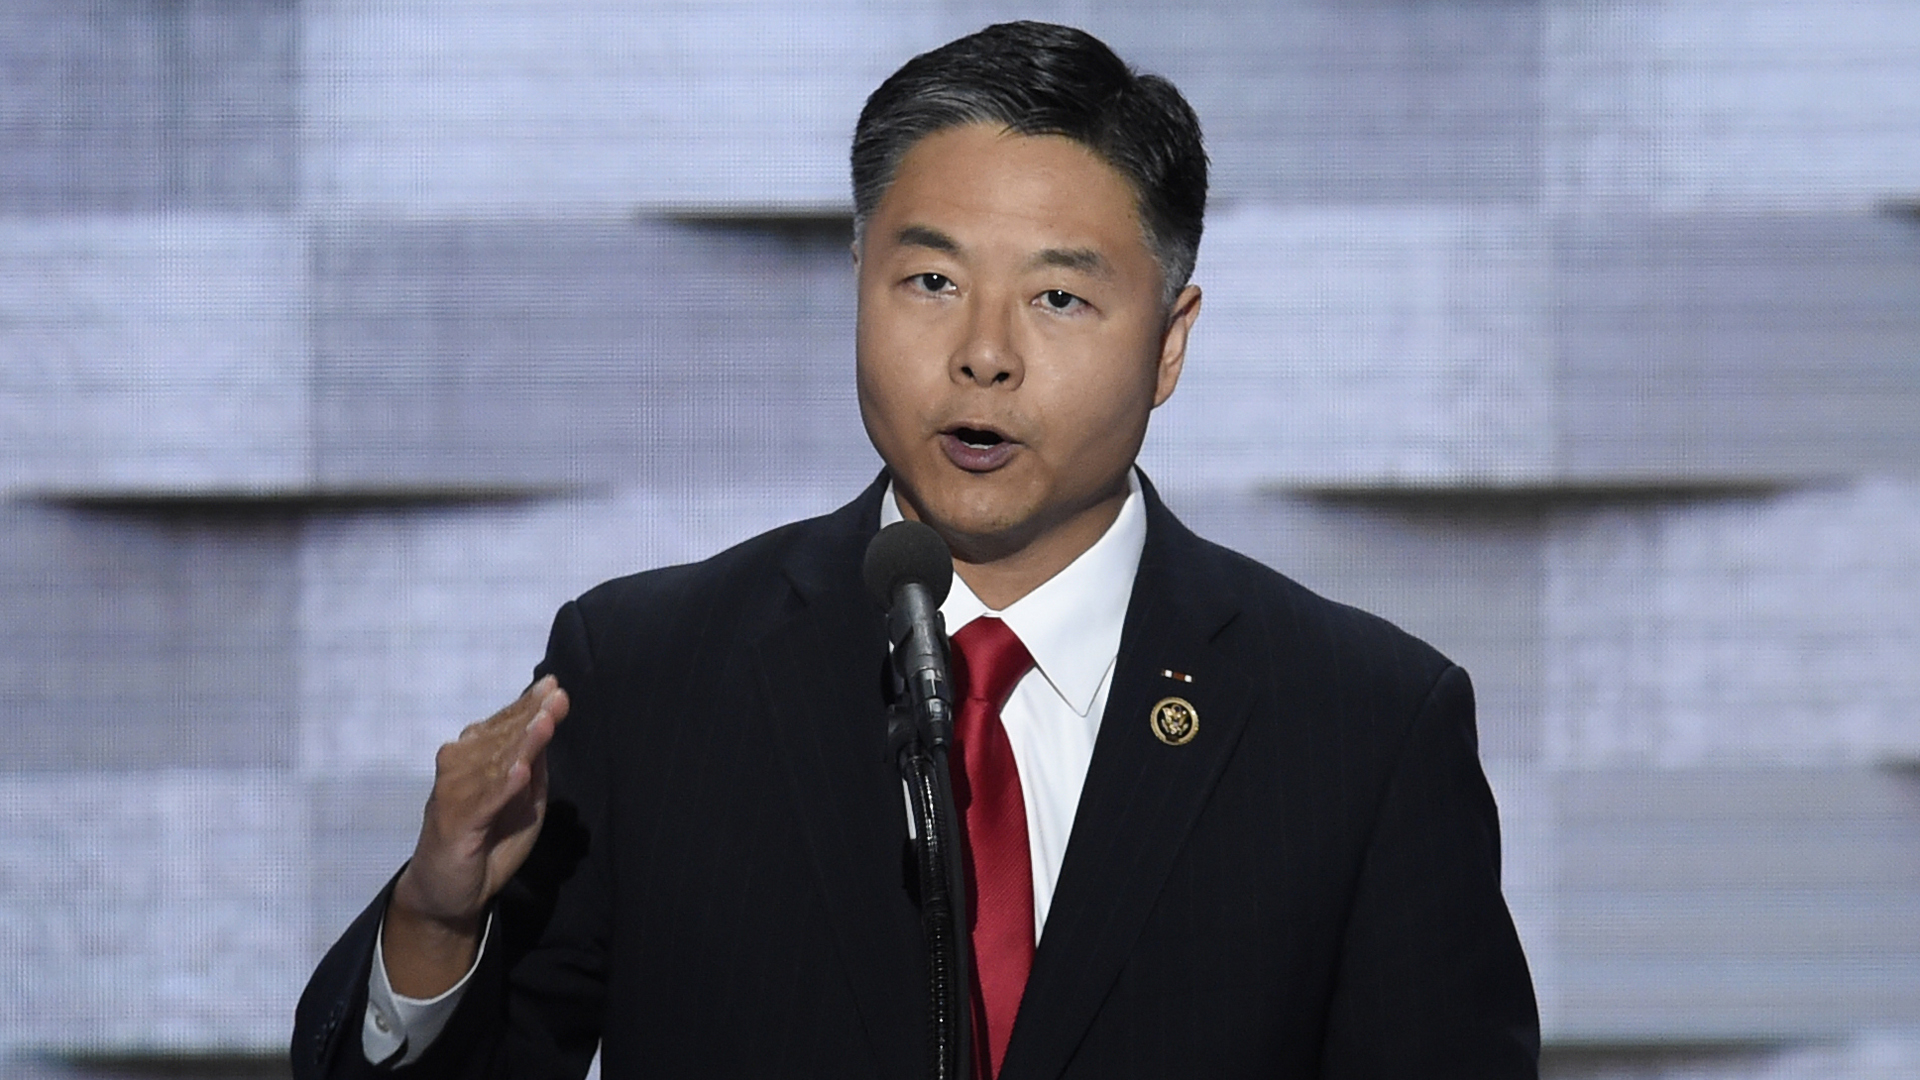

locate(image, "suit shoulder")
(1191, 531), (1456, 692)
(564, 507), (845, 650)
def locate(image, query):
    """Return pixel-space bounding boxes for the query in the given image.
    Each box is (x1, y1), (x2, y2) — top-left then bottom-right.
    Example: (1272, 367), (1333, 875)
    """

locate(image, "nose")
(952, 297), (1023, 389)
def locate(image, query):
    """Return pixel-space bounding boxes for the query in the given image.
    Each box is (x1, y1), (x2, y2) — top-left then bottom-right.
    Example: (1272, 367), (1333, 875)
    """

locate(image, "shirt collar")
(879, 470), (1147, 717)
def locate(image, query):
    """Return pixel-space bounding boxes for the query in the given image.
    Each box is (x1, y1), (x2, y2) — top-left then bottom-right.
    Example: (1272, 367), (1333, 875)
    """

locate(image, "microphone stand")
(886, 601), (974, 1080)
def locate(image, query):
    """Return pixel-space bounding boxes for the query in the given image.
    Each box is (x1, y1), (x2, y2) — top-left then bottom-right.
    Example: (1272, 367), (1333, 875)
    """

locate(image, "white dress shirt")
(364, 471), (1146, 1064)
(880, 470), (1145, 937)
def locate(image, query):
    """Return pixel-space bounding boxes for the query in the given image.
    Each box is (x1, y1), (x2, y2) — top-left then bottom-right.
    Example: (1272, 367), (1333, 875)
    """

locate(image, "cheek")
(1051, 334), (1162, 428)
(855, 343), (932, 447)
(854, 358), (899, 440)
(855, 306), (907, 421)
(859, 303), (955, 407)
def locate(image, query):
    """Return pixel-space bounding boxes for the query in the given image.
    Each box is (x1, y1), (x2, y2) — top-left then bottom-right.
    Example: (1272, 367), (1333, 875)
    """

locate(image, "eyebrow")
(892, 225), (1114, 280)
(1027, 247), (1113, 278)
(894, 224), (960, 254)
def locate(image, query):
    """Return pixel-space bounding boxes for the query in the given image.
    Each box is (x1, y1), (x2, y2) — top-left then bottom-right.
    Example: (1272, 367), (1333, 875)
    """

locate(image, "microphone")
(864, 518), (973, 1080)
(863, 519), (956, 748)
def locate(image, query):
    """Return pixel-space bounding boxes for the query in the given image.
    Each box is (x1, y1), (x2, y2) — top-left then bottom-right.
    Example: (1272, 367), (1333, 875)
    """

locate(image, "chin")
(935, 501), (1047, 561)
(897, 475), (998, 526)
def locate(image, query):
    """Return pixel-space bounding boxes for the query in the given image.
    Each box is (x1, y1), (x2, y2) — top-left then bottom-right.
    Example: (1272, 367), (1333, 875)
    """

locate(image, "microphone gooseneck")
(863, 519), (972, 1080)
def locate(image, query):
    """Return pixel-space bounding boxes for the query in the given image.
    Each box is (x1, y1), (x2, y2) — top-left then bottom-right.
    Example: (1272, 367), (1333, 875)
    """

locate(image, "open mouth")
(951, 426), (1005, 450)
(940, 425), (1017, 472)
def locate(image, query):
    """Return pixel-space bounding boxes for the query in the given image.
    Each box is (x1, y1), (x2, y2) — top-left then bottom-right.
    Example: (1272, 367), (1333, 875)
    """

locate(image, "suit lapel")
(752, 478), (927, 1074)
(1002, 484), (1256, 1080)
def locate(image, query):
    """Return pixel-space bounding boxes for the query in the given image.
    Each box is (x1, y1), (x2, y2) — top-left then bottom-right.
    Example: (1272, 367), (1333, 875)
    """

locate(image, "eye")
(909, 272), (953, 294)
(1038, 289), (1086, 312)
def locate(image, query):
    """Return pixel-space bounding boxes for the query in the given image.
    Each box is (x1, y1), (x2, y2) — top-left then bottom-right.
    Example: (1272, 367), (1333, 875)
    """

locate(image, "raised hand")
(381, 675), (571, 998)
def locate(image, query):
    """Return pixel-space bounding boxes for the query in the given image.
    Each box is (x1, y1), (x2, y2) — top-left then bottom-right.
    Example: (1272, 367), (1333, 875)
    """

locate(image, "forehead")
(870, 123), (1151, 258)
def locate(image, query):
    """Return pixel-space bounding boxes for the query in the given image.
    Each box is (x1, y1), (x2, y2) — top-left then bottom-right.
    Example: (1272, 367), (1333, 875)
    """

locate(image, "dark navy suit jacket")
(293, 474), (1539, 1079)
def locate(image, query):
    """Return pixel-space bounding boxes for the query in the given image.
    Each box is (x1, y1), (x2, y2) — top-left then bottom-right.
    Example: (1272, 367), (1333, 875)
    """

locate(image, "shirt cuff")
(362, 911), (492, 1067)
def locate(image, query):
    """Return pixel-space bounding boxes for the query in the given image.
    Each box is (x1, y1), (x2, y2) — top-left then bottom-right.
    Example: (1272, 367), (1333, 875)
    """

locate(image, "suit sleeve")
(1318, 665), (1541, 1079)
(292, 600), (612, 1080)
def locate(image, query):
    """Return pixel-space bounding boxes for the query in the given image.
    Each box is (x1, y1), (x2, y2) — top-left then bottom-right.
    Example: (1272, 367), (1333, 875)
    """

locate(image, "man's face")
(855, 122), (1200, 564)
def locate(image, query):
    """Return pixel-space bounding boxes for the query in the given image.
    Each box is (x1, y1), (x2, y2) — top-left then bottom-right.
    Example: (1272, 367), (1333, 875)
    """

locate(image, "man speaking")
(293, 21), (1539, 1079)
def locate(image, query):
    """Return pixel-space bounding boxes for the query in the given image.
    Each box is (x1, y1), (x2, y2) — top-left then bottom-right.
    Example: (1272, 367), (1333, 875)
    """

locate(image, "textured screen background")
(3, 3), (1920, 1078)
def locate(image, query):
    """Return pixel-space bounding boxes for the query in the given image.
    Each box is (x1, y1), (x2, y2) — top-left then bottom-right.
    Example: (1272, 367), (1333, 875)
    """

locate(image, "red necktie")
(948, 616), (1037, 1080)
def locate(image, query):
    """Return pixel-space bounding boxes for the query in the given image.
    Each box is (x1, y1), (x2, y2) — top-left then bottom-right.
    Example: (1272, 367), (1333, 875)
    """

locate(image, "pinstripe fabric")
(293, 474), (1538, 1079)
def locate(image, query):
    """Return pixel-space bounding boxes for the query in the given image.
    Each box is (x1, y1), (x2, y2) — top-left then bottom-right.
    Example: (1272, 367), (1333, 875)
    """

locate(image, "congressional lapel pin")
(1150, 696), (1199, 746)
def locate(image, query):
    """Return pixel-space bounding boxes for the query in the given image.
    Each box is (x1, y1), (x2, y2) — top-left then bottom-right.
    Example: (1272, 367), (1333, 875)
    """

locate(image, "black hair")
(851, 21), (1208, 305)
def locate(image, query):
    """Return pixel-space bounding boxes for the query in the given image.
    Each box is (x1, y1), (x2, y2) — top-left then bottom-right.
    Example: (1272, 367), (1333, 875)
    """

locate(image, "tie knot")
(950, 617), (1034, 712)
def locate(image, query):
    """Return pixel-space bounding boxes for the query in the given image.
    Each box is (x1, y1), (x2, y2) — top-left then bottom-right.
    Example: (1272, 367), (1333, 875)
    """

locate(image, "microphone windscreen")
(863, 520), (954, 609)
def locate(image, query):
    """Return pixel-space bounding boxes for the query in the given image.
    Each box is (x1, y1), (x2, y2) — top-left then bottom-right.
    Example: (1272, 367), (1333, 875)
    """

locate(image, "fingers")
(472, 678), (562, 815)
(456, 676), (550, 742)
(465, 681), (567, 814)
(406, 679), (575, 924)
(428, 680), (564, 817)
(514, 680), (564, 757)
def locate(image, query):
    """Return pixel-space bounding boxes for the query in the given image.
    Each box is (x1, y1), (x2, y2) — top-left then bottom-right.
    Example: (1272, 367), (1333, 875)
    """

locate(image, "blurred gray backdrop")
(3, 2), (1920, 1078)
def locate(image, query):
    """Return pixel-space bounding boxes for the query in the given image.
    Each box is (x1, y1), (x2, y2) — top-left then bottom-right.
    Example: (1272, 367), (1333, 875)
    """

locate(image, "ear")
(1152, 284), (1202, 408)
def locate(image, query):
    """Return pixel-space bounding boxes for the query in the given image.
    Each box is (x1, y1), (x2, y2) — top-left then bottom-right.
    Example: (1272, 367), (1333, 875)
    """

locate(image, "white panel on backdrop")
(1545, 0), (1920, 211)
(1544, 478), (1920, 767)
(301, 0), (955, 211)
(1141, 203), (1554, 491)
(0, 217), (309, 496)
(0, 771), (308, 1054)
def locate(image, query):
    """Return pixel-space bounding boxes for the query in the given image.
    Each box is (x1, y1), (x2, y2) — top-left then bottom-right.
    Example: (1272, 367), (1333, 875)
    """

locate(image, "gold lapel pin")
(1150, 696), (1199, 746)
